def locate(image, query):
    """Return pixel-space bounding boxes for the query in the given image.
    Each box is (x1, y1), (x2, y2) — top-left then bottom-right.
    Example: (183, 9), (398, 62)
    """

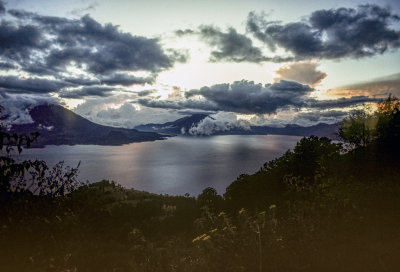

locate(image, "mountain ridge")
(9, 104), (166, 146)
(135, 114), (211, 134)
(135, 114), (339, 139)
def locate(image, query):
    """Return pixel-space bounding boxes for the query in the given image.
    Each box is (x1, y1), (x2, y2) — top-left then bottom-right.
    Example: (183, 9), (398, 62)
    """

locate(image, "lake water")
(15, 135), (301, 196)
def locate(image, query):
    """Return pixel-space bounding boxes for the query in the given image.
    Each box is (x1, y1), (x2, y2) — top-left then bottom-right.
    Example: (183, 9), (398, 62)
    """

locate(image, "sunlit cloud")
(274, 61), (327, 87)
(328, 73), (400, 98)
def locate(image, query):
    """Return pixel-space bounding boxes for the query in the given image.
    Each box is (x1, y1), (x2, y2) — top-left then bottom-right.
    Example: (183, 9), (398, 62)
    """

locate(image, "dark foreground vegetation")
(1, 97), (400, 271)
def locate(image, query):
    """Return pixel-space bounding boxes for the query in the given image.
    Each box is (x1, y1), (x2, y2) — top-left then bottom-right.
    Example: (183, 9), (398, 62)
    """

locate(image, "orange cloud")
(274, 62), (327, 86)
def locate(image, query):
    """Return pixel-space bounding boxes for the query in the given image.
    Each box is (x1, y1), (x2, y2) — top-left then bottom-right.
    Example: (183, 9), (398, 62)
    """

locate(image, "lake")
(15, 135), (301, 196)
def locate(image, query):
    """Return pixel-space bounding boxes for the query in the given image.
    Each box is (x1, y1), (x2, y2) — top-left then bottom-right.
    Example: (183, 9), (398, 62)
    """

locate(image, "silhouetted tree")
(198, 187), (223, 211)
(291, 136), (341, 180)
(338, 96), (400, 153)
(375, 95), (400, 145)
(338, 109), (377, 148)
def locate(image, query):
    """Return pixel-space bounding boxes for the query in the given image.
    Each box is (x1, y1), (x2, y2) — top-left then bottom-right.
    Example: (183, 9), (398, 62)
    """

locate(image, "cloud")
(0, 4), (183, 98)
(59, 86), (116, 99)
(187, 112), (251, 136)
(137, 89), (157, 97)
(177, 25), (292, 63)
(188, 117), (251, 136)
(0, 61), (16, 70)
(0, 93), (57, 127)
(0, 76), (70, 93)
(292, 110), (348, 125)
(308, 95), (381, 109)
(177, 109), (216, 115)
(196, 25), (268, 62)
(138, 97), (219, 112)
(331, 73), (400, 97)
(72, 96), (182, 128)
(139, 79), (383, 115)
(185, 80), (313, 114)
(139, 80), (312, 114)
(274, 62), (327, 86)
(70, 2), (98, 16)
(62, 77), (100, 86)
(175, 29), (196, 36)
(0, 1), (5, 14)
(100, 73), (155, 86)
(0, 20), (47, 62)
(247, 5), (400, 60)
(28, 14), (174, 75)
(175, 4), (399, 63)
(250, 108), (348, 127)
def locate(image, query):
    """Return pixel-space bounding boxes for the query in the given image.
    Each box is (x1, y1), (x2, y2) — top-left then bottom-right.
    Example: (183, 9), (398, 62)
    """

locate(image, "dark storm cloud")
(0, 21), (47, 62)
(139, 80), (313, 114)
(174, 4), (399, 63)
(0, 61), (17, 70)
(0, 4), (182, 98)
(177, 110), (215, 116)
(24, 14), (175, 74)
(137, 90), (157, 97)
(185, 80), (312, 114)
(59, 86), (115, 99)
(197, 25), (268, 62)
(62, 77), (100, 86)
(0, 76), (70, 94)
(139, 80), (383, 114)
(138, 97), (220, 112)
(308, 96), (382, 109)
(0, 1), (5, 14)
(177, 25), (292, 63)
(100, 73), (155, 86)
(247, 5), (400, 60)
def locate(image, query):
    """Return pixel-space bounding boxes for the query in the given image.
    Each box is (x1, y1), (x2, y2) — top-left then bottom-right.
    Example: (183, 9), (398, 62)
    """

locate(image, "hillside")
(10, 104), (165, 146)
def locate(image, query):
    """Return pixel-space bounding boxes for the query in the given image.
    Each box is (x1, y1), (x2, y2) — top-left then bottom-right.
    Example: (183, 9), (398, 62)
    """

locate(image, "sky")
(0, 0), (400, 131)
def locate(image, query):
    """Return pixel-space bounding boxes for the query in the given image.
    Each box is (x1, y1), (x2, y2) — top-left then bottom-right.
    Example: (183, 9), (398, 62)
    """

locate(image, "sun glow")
(236, 114), (256, 121)
(62, 98), (85, 109)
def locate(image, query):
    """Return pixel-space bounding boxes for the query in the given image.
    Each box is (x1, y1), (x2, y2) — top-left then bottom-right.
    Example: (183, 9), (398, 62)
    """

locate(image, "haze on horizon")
(0, 0), (400, 131)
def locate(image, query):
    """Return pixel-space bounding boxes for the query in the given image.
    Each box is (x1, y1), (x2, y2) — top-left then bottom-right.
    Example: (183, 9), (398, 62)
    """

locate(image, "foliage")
(191, 205), (280, 272)
(224, 136), (341, 210)
(375, 95), (400, 148)
(0, 127), (39, 195)
(339, 96), (400, 151)
(338, 108), (377, 148)
(197, 187), (223, 211)
(291, 136), (341, 179)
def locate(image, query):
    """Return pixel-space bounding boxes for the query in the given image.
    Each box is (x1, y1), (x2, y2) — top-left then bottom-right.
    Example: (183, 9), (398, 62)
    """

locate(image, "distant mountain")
(10, 104), (165, 146)
(252, 123), (339, 139)
(135, 114), (339, 139)
(135, 114), (210, 134)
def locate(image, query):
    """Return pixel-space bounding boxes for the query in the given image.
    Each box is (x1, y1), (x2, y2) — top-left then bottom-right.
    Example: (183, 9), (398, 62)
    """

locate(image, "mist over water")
(16, 135), (300, 196)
